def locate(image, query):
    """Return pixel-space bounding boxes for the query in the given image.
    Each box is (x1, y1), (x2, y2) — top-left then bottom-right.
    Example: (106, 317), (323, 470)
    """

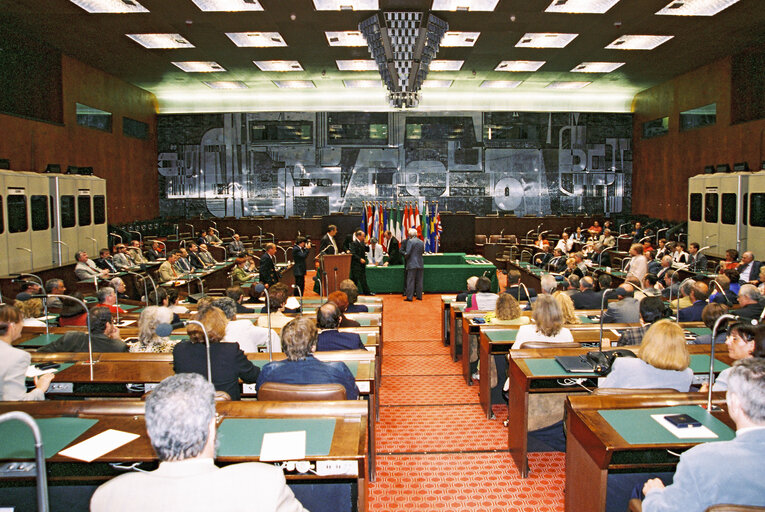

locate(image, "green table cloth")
(366, 253), (498, 293)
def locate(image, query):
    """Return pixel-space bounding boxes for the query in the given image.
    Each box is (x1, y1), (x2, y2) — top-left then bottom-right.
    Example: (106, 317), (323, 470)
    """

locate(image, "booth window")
(642, 117), (669, 138)
(704, 193), (718, 223)
(31, 195), (49, 231)
(49, 196), (55, 228)
(689, 193), (702, 222)
(61, 195), (75, 228)
(76, 103), (112, 132)
(93, 195), (106, 224)
(680, 104), (716, 131)
(743, 193), (748, 226)
(0, 196), (4, 234)
(7, 195), (28, 233)
(751, 193), (765, 227)
(721, 193), (736, 225)
(78, 195), (91, 226)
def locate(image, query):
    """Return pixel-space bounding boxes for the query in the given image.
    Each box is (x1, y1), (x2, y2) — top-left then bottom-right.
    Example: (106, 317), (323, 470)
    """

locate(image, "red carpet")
(379, 375), (479, 406)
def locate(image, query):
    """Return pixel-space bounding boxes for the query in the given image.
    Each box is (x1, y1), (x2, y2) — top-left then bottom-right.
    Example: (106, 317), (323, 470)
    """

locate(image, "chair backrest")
(517, 341), (581, 349)
(475, 234), (487, 245)
(488, 234), (501, 243)
(592, 388), (680, 395)
(258, 382), (347, 401)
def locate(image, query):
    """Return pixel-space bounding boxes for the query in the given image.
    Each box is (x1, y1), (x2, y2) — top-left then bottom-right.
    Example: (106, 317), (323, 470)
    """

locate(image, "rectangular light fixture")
(546, 81), (591, 89)
(440, 31), (480, 47)
(515, 33), (578, 48)
(495, 60), (545, 72)
(225, 32), (286, 47)
(570, 61), (624, 73)
(325, 31), (368, 47)
(203, 81), (248, 89)
(172, 61), (226, 72)
(429, 60), (464, 71)
(312, 0), (378, 10)
(68, 0), (148, 13)
(422, 79), (453, 88)
(126, 33), (194, 49)
(431, 0), (499, 11)
(544, 0), (621, 14)
(254, 60), (304, 71)
(343, 79), (383, 88)
(656, 0), (741, 16)
(336, 59), (378, 71)
(480, 80), (522, 89)
(190, 0), (263, 10)
(273, 80), (316, 88)
(606, 35), (674, 50)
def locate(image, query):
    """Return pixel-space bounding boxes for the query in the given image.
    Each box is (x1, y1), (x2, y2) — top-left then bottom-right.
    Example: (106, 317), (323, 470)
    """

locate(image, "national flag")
(422, 203), (430, 251)
(414, 203), (422, 239)
(395, 205), (402, 240)
(378, 203), (384, 241)
(403, 204), (410, 236)
(435, 204), (442, 252)
(366, 203), (374, 240)
(360, 202), (366, 234)
(373, 203), (380, 240)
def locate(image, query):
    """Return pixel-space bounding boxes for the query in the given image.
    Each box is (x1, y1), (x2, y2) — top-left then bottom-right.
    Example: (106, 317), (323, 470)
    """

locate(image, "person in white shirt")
(367, 237), (384, 265)
(625, 243), (648, 282)
(554, 232), (574, 254)
(213, 297), (280, 353)
(512, 294), (574, 349)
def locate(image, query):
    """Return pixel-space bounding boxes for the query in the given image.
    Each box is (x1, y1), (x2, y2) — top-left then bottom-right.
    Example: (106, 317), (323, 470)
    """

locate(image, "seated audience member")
(563, 275), (580, 297)
(687, 242), (707, 272)
(110, 277), (130, 301)
(367, 237), (384, 266)
(95, 248), (118, 273)
(641, 273), (662, 298)
(157, 251), (182, 283)
(737, 251), (762, 285)
(146, 241), (165, 262)
(465, 276), (498, 311)
(724, 268), (742, 295)
(147, 289), (181, 324)
(173, 307), (259, 401)
(547, 248), (567, 273)
(571, 276), (602, 310)
(228, 233), (246, 256)
(0, 304), (54, 400)
(129, 306), (178, 353)
(316, 302), (366, 352)
(15, 298), (46, 327)
(457, 276), (479, 302)
(58, 293), (88, 327)
(40, 306), (128, 353)
(638, 358), (765, 511)
(758, 268), (765, 294)
(44, 278), (66, 309)
(554, 232), (573, 254)
(655, 238), (669, 259)
(691, 303), (730, 345)
(204, 227), (222, 246)
(504, 271), (537, 302)
(669, 279), (694, 312)
(599, 229), (616, 249)
(631, 221), (644, 242)
(327, 291), (360, 327)
(736, 284), (765, 321)
(625, 243), (648, 282)
(230, 257), (256, 287)
(563, 257), (584, 279)
(575, 252), (589, 275)
(617, 296), (667, 346)
(97, 286), (128, 315)
(112, 244), (134, 270)
(74, 250), (109, 281)
(173, 248), (192, 274)
(187, 243), (206, 270)
(256, 316), (359, 400)
(256, 283), (292, 329)
(339, 279), (368, 312)
(554, 291), (580, 325)
(534, 233), (550, 250)
(587, 220), (602, 238)
(571, 226), (584, 241)
(601, 284), (641, 324)
(705, 323), (765, 392)
(601, 320), (693, 392)
(198, 243), (218, 265)
(708, 275), (736, 306)
(655, 255), (673, 282)
(165, 287), (188, 314)
(225, 286), (251, 314)
(15, 281), (41, 302)
(127, 240), (148, 264)
(672, 242), (689, 265)
(540, 273), (559, 295)
(646, 250), (660, 275)
(90, 373), (306, 512)
(677, 280), (709, 321)
(720, 248), (739, 271)
(533, 245), (552, 268)
(512, 294), (574, 349)
(487, 294), (530, 326)
(213, 297), (278, 354)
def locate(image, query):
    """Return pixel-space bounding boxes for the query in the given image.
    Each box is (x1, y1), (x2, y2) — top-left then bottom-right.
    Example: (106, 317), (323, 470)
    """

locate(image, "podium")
(319, 253), (351, 296)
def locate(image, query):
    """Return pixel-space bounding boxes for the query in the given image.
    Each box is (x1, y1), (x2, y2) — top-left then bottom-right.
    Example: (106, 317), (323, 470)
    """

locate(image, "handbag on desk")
(586, 349), (637, 376)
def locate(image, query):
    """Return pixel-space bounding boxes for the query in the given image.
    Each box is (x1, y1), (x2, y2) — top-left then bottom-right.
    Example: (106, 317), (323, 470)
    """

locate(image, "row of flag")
(360, 202), (442, 253)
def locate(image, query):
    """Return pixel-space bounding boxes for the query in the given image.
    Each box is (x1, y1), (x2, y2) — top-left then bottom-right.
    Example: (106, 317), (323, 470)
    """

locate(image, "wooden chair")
(474, 234), (487, 255)
(258, 382), (346, 401)
(592, 388), (680, 395)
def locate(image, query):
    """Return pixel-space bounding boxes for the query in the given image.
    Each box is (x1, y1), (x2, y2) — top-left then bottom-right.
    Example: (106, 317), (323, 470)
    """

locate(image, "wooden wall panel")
(0, 54), (158, 224)
(633, 56), (765, 221)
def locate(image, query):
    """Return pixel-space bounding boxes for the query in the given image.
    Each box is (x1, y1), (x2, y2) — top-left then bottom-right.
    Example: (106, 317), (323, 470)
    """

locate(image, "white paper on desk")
(58, 429), (140, 462)
(26, 365), (57, 378)
(610, 329), (621, 337)
(36, 315), (57, 321)
(650, 414), (718, 439)
(115, 320), (136, 327)
(259, 431), (306, 462)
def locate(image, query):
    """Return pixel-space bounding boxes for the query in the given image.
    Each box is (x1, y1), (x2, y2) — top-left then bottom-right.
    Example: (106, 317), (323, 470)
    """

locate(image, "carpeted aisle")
(368, 293), (565, 512)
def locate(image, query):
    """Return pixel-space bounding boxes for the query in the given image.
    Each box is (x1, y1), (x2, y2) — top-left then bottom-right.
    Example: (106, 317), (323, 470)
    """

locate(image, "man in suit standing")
(91, 373), (307, 512)
(403, 228), (424, 301)
(319, 225), (339, 255)
(292, 236), (311, 296)
(383, 230), (403, 266)
(349, 230), (373, 295)
(259, 243), (281, 289)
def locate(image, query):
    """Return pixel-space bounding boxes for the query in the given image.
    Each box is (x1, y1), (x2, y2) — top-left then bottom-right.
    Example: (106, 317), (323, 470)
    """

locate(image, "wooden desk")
(448, 301), (466, 362)
(440, 295), (457, 347)
(0, 400), (368, 512)
(564, 392), (733, 512)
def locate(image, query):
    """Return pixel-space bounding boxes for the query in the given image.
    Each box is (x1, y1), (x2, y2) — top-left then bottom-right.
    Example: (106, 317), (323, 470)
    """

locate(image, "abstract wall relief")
(157, 111), (632, 218)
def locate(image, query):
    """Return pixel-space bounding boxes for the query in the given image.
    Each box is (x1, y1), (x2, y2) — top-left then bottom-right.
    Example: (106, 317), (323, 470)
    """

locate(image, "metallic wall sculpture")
(157, 111), (632, 218)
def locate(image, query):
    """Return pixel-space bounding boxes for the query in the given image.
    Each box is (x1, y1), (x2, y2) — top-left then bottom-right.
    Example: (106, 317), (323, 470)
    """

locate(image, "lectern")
(320, 253), (351, 296)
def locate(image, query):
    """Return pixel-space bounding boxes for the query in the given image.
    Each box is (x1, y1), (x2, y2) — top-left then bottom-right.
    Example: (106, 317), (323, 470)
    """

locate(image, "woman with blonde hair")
(487, 294), (530, 326)
(14, 298), (46, 327)
(600, 319), (692, 392)
(512, 294), (574, 349)
(553, 291), (580, 325)
(129, 306), (177, 353)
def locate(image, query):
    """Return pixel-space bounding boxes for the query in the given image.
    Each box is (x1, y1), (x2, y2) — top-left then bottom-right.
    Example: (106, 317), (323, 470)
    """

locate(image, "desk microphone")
(254, 284), (273, 361)
(708, 314), (737, 411)
(157, 320), (212, 382)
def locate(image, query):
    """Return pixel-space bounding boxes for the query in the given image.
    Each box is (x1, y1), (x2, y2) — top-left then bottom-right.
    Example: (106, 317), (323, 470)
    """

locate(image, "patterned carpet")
(369, 290), (565, 512)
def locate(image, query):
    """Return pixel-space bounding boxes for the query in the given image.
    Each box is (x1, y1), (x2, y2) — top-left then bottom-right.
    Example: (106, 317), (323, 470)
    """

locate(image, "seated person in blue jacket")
(256, 316), (359, 400)
(316, 302), (366, 352)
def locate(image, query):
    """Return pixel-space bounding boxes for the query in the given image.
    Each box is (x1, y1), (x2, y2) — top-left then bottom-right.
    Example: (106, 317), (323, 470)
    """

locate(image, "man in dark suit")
(678, 281), (709, 322)
(601, 284), (641, 323)
(533, 245), (552, 268)
(571, 276), (603, 309)
(547, 249), (567, 272)
(38, 306), (128, 353)
(646, 250), (661, 275)
(349, 230), (372, 295)
(402, 228), (425, 301)
(316, 302), (366, 351)
(227, 234), (246, 256)
(616, 296), (667, 346)
(292, 236), (311, 296)
(737, 251), (762, 285)
(259, 243), (280, 288)
(146, 241), (164, 261)
(504, 270), (537, 302)
(688, 242), (708, 273)
(735, 284), (765, 321)
(319, 225), (339, 256)
(95, 248), (118, 273)
(709, 275), (738, 306)
(384, 230), (403, 266)
(187, 243), (206, 270)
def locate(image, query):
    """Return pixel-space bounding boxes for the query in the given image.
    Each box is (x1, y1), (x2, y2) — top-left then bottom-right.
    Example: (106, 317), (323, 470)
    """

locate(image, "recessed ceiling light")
(172, 61), (226, 72)
(606, 35), (674, 50)
(429, 60), (464, 71)
(571, 61), (625, 73)
(336, 60), (378, 71)
(69, 0), (148, 13)
(274, 80), (316, 88)
(203, 81), (248, 89)
(546, 81), (591, 89)
(480, 80), (522, 89)
(190, 0), (263, 10)
(325, 31), (368, 47)
(254, 60), (304, 72)
(312, 0), (378, 10)
(225, 32), (287, 47)
(431, 0), (499, 11)
(126, 33), (194, 49)
(343, 80), (383, 88)
(515, 33), (578, 48)
(422, 79), (453, 88)
(441, 31), (481, 47)
(656, 0), (740, 16)
(495, 60), (545, 72)
(544, 0), (621, 14)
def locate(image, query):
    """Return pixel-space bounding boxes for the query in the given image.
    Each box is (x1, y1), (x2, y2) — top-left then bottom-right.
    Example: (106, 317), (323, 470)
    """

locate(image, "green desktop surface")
(484, 330), (519, 342)
(598, 405), (735, 445)
(250, 360), (360, 377)
(20, 333), (62, 347)
(526, 358), (598, 377)
(689, 354), (729, 373)
(216, 418), (336, 457)
(686, 327), (712, 336)
(0, 417), (98, 459)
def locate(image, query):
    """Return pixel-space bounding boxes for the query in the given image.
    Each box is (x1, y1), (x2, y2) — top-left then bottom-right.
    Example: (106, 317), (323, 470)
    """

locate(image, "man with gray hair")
(44, 278), (66, 309)
(402, 228), (424, 301)
(91, 373), (307, 512)
(637, 358), (765, 511)
(38, 306), (127, 353)
(212, 297), (279, 354)
(96, 286), (127, 315)
(540, 274), (558, 295)
(736, 284), (765, 321)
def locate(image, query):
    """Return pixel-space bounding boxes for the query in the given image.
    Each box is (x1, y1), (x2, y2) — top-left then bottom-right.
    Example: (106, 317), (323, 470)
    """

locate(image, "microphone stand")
(708, 314), (737, 412)
(519, 282), (530, 303)
(51, 294), (94, 380)
(0, 412), (49, 512)
(292, 284), (303, 310)
(255, 284), (273, 361)
(124, 271), (150, 306)
(599, 288), (614, 349)
(187, 320), (212, 382)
